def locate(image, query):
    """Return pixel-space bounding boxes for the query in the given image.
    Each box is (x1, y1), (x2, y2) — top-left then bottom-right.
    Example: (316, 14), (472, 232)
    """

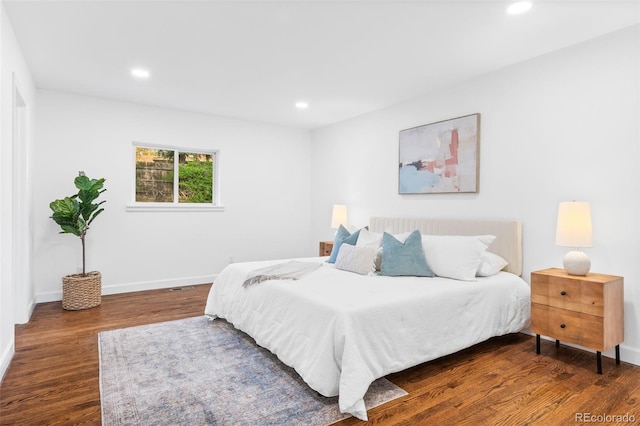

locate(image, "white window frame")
(126, 142), (223, 212)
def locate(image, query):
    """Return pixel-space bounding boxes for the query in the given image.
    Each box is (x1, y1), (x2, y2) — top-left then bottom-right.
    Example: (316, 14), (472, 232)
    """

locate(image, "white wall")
(33, 91), (313, 300)
(0, 1), (37, 380)
(310, 25), (640, 365)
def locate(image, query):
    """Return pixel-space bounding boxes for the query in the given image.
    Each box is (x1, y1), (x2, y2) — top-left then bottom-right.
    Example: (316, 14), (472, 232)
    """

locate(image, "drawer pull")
(560, 291), (567, 296)
(560, 324), (566, 329)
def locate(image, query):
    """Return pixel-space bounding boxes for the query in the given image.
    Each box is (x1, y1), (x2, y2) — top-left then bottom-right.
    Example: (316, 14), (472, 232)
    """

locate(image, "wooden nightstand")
(531, 268), (624, 374)
(319, 241), (334, 256)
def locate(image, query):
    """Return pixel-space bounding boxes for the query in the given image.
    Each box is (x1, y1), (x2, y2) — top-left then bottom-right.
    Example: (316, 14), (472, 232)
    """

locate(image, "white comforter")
(204, 257), (531, 421)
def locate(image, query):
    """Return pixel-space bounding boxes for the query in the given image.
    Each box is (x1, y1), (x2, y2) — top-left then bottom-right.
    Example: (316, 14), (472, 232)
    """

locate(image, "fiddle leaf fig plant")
(50, 172), (106, 276)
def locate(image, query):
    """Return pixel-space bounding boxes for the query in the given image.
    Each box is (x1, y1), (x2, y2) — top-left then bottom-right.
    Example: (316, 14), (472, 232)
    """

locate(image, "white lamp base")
(563, 250), (591, 276)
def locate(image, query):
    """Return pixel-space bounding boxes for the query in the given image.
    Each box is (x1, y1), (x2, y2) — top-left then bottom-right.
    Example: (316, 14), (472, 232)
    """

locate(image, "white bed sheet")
(204, 257), (531, 420)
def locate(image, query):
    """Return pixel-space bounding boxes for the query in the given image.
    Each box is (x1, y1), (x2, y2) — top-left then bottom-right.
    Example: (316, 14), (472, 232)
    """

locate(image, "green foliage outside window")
(179, 160), (213, 203)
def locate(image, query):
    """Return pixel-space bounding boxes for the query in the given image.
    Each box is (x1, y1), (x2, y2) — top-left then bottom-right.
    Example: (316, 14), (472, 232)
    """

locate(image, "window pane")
(178, 152), (214, 203)
(135, 147), (174, 202)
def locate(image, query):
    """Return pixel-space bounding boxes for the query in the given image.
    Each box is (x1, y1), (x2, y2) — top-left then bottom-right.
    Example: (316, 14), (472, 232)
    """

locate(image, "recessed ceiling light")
(507, 1), (532, 15)
(131, 68), (150, 79)
(295, 101), (309, 109)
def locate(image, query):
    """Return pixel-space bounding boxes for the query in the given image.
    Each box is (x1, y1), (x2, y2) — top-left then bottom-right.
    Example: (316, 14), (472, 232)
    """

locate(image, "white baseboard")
(35, 275), (216, 303)
(0, 339), (15, 384)
(14, 297), (37, 325)
(620, 344), (640, 367)
(102, 275), (215, 295)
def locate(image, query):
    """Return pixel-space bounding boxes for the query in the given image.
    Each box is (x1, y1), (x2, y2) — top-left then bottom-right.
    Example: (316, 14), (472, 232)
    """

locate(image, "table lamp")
(331, 204), (348, 229)
(555, 201), (592, 275)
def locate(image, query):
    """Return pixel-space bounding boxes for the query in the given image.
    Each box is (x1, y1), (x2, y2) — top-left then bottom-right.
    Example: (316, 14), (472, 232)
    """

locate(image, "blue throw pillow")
(327, 225), (361, 264)
(380, 230), (434, 277)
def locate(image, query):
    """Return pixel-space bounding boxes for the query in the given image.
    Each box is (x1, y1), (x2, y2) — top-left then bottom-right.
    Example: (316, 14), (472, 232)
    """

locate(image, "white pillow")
(477, 251), (509, 277)
(356, 227), (396, 271)
(356, 228), (384, 249)
(421, 235), (495, 281)
(335, 244), (377, 275)
(356, 227), (396, 248)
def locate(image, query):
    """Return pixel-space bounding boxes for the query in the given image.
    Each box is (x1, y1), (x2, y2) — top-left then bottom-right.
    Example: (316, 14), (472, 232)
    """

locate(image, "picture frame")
(398, 113), (480, 194)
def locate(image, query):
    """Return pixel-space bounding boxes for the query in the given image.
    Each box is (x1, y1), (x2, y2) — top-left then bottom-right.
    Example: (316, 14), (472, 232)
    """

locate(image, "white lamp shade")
(555, 201), (592, 248)
(331, 204), (348, 229)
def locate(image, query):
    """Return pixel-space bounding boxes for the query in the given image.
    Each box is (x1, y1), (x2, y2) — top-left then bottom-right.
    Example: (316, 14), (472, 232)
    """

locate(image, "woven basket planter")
(62, 271), (102, 310)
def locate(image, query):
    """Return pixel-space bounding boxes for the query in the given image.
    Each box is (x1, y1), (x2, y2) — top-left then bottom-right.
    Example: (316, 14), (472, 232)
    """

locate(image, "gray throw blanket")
(243, 261), (322, 287)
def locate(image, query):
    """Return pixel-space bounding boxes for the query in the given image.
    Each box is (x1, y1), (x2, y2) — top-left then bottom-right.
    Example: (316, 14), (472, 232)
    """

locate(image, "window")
(130, 144), (221, 211)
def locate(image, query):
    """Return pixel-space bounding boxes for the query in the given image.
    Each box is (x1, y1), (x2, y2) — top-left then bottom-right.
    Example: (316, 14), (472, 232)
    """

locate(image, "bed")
(204, 217), (531, 421)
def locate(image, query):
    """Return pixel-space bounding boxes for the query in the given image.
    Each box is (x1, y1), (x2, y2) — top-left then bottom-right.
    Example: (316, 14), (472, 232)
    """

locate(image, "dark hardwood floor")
(1, 284), (638, 425)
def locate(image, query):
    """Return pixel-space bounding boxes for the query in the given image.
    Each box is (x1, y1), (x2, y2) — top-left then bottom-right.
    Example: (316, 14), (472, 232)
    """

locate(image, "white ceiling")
(4, 0), (639, 129)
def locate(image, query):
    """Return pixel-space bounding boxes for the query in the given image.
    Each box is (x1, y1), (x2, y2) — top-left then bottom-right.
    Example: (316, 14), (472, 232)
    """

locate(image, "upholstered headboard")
(369, 217), (523, 276)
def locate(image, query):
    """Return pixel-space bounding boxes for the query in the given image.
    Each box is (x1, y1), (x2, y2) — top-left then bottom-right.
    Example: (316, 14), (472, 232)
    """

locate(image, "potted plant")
(50, 172), (106, 310)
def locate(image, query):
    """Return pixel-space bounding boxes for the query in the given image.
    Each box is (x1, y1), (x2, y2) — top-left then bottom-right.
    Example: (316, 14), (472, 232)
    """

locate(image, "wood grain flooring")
(1, 283), (639, 425)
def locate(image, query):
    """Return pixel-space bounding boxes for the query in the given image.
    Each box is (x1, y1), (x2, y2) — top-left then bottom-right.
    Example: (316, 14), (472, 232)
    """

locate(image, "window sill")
(126, 203), (225, 212)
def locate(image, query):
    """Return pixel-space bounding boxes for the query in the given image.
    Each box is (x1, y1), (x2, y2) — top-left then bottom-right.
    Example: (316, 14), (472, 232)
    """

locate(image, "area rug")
(99, 316), (407, 425)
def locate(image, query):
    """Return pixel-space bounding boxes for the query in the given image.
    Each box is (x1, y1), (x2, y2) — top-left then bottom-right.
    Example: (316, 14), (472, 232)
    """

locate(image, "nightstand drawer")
(531, 275), (604, 316)
(531, 304), (605, 350)
(319, 241), (334, 256)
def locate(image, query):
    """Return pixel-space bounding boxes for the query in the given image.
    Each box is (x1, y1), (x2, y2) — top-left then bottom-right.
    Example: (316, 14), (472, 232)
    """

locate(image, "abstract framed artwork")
(398, 113), (480, 194)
